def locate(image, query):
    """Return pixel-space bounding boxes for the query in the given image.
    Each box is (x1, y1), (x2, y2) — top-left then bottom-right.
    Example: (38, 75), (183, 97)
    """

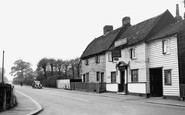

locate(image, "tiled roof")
(80, 27), (122, 59)
(147, 19), (185, 41)
(117, 10), (176, 45)
(80, 10), (176, 59)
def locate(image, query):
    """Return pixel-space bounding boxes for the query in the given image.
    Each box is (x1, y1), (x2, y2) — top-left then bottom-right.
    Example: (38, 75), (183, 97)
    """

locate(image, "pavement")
(0, 88), (42, 115)
(1, 86), (185, 115)
(100, 92), (185, 107)
(53, 88), (185, 108)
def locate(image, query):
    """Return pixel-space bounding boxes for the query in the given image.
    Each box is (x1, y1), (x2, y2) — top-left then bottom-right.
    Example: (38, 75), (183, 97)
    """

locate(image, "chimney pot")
(103, 25), (113, 35)
(122, 16), (130, 26)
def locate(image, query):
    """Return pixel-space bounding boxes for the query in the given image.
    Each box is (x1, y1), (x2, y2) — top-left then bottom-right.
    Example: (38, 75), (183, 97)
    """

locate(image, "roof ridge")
(130, 10), (167, 28)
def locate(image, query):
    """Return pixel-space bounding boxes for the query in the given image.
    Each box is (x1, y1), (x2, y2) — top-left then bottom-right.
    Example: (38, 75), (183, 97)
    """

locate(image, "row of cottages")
(80, 9), (185, 99)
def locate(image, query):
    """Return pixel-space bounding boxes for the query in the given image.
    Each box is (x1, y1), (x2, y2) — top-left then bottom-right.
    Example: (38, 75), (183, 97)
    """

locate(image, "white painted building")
(105, 10), (182, 98)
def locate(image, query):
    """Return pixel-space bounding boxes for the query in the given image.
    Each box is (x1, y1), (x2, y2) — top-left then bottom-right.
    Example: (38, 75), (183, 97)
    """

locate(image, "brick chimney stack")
(175, 4), (182, 21)
(103, 25), (113, 35)
(122, 17), (131, 26)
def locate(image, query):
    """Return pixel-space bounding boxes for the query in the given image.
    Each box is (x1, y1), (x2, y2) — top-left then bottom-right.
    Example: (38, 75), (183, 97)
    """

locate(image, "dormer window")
(95, 55), (100, 63)
(85, 59), (89, 65)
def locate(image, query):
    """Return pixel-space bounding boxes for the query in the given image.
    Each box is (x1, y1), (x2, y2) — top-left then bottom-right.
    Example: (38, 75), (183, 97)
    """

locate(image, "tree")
(48, 58), (56, 76)
(10, 59), (32, 78)
(63, 60), (69, 79)
(69, 58), (80, 79)
(55, 59), (63, 75)
(37, 58), (48, 78)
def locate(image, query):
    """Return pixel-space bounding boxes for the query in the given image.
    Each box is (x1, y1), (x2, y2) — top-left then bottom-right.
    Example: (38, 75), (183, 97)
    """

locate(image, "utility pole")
(2, 50), (5, 83)
(184, 0), (185, 19)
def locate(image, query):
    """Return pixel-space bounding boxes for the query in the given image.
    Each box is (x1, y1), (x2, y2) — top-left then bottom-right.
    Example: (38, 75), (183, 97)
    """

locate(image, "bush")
(0, 83), (14, 111)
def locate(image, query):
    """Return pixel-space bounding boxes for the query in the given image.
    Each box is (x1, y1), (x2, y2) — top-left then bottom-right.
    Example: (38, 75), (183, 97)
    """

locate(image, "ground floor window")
(86, 73), (89, 82)
(111, 71), (116, 83)
(131, 69), (138, 82)
(164, 69), (172, 85)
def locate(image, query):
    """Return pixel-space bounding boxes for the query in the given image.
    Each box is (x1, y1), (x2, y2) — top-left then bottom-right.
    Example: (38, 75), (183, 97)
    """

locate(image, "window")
(85, 59), (89, 65)
(86, 73), (89, 82)
(164, 69), (172, 85)
(108, 52), (113, 62)
(131, 69), (138, 82)
(96, 72), (100, 82)
(162, 40), (167, 54)
(95, 55), (100, 63)
(162, 39), (170, 54)
(130, 48), (136, 59)
(111, 72), (116, 83)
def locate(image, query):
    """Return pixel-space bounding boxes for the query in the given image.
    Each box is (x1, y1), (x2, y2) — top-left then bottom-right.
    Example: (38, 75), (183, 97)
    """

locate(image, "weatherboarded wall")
(105, 43), (149, 94)
(148, 36), (180, 96)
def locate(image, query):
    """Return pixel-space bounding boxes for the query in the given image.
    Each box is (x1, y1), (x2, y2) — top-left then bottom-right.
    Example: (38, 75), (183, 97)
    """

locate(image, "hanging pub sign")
(112, 49), (121, 58)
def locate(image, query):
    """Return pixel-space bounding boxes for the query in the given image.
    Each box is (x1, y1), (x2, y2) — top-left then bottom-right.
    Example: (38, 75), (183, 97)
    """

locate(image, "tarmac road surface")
(15, 86), (185, 115)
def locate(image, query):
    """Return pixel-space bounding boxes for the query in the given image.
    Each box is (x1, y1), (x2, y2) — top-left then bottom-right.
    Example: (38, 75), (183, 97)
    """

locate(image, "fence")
(70, 82), (106, 93)
(0, 83), (17, 111)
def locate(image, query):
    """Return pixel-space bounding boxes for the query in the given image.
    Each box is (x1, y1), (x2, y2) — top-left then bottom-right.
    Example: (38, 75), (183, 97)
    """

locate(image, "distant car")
(32, 81), (42, 89)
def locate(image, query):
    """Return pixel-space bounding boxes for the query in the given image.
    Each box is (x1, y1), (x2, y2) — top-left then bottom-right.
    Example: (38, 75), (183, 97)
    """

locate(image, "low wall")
(128, 83), (146, 94)
(106, 84), (118, 92)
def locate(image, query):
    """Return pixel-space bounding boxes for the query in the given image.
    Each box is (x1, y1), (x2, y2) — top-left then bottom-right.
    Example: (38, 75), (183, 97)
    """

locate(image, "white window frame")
(130, 48), (136, 59)
(86, 73), (89, 82)
(162, 39), (170, 55)
(131, 69), (139, 83)
(108, 52), (113, 62)
(111, 71), (116, 83)
(85, 59), (89, 65)
(164, 69), (172, 85)
(95, 55), (100, 63)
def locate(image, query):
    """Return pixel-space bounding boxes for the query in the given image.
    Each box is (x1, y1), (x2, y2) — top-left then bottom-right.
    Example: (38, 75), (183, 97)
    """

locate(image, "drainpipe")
(125, 61), (130, 94)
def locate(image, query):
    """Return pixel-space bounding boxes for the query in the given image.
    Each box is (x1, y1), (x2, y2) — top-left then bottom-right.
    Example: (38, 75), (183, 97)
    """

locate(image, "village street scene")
(1, 0), (185, 115)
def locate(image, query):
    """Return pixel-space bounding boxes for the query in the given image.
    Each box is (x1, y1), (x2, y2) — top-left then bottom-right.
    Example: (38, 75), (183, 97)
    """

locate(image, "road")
(15, 86), (185, 115)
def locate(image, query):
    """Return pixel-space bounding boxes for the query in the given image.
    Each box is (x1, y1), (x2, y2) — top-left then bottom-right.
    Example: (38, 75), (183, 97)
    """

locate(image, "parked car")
(32, 81), (42, 89)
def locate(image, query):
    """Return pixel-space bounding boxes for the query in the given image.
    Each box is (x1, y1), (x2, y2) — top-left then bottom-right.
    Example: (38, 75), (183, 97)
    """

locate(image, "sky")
(0, 0), (184, 81)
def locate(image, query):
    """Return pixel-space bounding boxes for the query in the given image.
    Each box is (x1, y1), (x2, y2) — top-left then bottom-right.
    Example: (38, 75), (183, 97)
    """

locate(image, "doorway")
(150, 68), (163, 97)
(119, 71), (125, 92)
(101, 72), (104, 83)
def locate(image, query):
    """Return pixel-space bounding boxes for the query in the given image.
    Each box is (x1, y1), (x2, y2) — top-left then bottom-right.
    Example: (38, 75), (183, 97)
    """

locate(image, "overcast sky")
(0, 0), (184, 80)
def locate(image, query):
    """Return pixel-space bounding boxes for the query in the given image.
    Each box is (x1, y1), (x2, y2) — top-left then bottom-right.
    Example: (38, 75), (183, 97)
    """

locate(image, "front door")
(119, 71), (125, 92)
(150, 68), (163, 97)
(101, 72), (104, 83)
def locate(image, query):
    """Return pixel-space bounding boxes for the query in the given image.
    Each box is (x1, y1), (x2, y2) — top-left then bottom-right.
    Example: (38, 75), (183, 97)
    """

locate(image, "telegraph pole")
(2, 50), (4, 83)
(184, 0), (185, 19)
